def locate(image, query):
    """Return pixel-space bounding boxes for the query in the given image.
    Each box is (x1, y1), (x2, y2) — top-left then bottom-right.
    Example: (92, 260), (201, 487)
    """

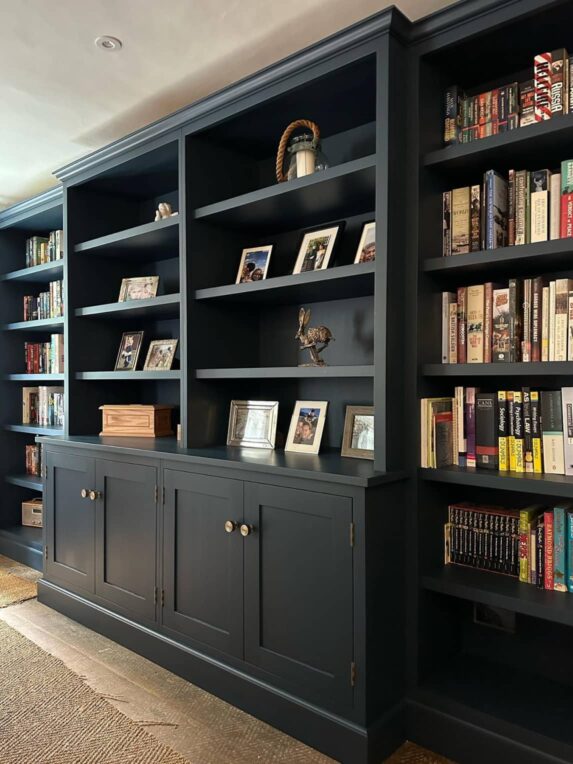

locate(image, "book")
(541, 285), (550, 361)
(455, 386), (467, 463)
(508, 390), (516, 471)
(508, 278), (522, 362)
(485, 170), (508, 249)
(476, 393), (498, 469)
(497, 391), (509, 471)
(554, 278), (572, 361)
(483, 282), (494, 363)
(492, 287), (510, 362)
(514, 169), (529, 245)
(444, 85), (464, 145)
(451, 187), (471, 255)
(442, 192), (452, 256)
(530, 169), (551, 242)
(537, 518), (545, 588)
(545, 509), (554, 590)
(456, 287), (467, 364)
(553, 503), (571, 592)
(561, 387), (573, 476)
(466, 387), (478, 468)
(420, 397), (453, 468)
(550, 172), (561, 239)
(534, 52), (553, 121)
(561, 159), (573, 237)
(467, 284), (485, 363)
(522, 388), (534, 474)
(513, 390), (525, 473)
(470, 184), (481, 251)
(549, 280), (556, 360)
(434, 411), (453, 468)
(531, 391), (543, 474)
(568, 512), (573, 592)
(521, 278), (532, 362)
(448, 302), (458, 363)
(541, 390), (565, 474)
(568, 290), (573, 361)
(519, 79), (536, 127)
(550, 49), (569, 116)
(507, 169), (515, 246)
(441, 292), (456, 363)
(22, 387), (39, 424)
(519, 505), (543, 583)
(531, 276), (545, 362)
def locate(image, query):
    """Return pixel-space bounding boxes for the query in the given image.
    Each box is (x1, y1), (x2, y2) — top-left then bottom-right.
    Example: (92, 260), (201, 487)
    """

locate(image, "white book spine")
(551, 173), (561, 240)
(542, 285), (550, 362)
(568, 292), (573, 361)
(441, 293), (454, 363)
(555, 279), (571, 362)
(562, 387), (573, 476)
(448, 303), (458, 363)
(549, 280), (556, 361)
(455, 386), (466, 455)
(530, 189), (549, 242)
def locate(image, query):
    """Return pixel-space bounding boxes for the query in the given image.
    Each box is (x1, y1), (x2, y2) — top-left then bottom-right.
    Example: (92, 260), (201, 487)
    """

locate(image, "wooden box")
(99, 405), (174, 437)
(22, 498), (43, 528)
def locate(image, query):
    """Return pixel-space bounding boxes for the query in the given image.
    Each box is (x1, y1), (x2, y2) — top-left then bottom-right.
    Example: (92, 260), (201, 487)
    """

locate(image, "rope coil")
(275, 119), (320, 183)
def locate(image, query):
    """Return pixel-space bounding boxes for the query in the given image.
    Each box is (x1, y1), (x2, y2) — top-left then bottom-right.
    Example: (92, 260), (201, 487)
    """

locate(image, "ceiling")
(0, 0), (458, 209)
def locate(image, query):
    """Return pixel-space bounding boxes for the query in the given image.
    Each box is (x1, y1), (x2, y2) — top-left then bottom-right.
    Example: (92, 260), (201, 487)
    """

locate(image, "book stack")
(22, 386), (64, 427)
(25, 444), (42, 477)
(442, 159), (573, 256)
(442, 274), (573, 364)
(445, 500), (573, 594)
(23, 280), (64, 321)
(443, 49), (571, 146)
(24, 335), (64, 375)
(25, 230), (64, 267)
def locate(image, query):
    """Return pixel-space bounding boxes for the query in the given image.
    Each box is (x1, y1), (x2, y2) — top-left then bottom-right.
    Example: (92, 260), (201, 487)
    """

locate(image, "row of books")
(24, 336), (64, 375)
(445, 501), (573, 593)
(442, 159), (573, 256)
(22, 386), (64, 427)
(421, 387), (573, 475)
(441, 277), (573, 364)
(443, 49), (571, 146)
(25, 231), (63, 268)
(23, 280), (64, 321)
(25, 445), (42, 477)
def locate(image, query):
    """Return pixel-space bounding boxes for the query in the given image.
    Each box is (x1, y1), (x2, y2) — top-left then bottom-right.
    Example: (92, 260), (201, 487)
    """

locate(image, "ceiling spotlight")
(95, 35), (122, 52)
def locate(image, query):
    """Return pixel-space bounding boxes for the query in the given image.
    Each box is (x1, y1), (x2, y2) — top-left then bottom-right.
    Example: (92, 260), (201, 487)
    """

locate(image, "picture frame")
(143, 339), (178, 371)
(285, 400), (328, 454)
(114, 331), (144, 371)
(354, 222), (376, 263)
(236, 245), (273, 284)
(293, 225), (340, 275)
(341, 405), (374, 459)
(118, 276), (159, 302)
(226, 400), (279, 449)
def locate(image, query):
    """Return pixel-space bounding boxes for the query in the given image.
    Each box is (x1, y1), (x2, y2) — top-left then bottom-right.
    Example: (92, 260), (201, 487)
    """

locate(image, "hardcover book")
(442, 191), (451, 256)
(568, 512), (573, 592)
(522, 388), (534, 474)
(553, 504), (571, 592)
(465, 387), (478, 468)
(456, 287), (467, 364)
(513, 390), (525, 473)
(507, 169), (515, 246)
(550, 173), (561, 240)
(561, 387), (573, 476)
(531, 391), (543, 474)
(470, 184), (481, 251)
(451, 187), (471, 255)
(554, 278), (572, 361)
(498, 391), (509, 471)
(541, 390), (565, 474)
(519, 505), (543, 583)
(492, 287), (510, 362)
(448, 302), (458, 364)
(514, 170), (530, 245)
(550, 49), (569, 116)
(519, 79), (536, 127)
(541, 285), (550, 361)
(531, 276), (545, 362)
(522, 278), (532, 362)
(444, 85), (464, 145)
(534, 52), (553, 121)
(467, 284), (485, 363)
(508, 278), (522, 362)
(441, 292), (456, 363)
(485, 170), (508, 249)
(530, 169), (551, 243)
(476, 393), (499, 469)
(545, 510), (554, 590)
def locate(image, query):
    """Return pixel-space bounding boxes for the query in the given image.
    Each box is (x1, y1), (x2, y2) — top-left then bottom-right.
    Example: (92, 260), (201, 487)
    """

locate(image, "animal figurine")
(154, 202), (178, 221)
(295, 307), (334, 367)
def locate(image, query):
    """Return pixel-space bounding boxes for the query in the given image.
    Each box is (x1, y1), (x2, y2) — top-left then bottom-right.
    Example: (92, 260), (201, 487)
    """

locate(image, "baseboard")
(38, 579), (403, 764)
(0, 536), (42, 571)
(407, 698), (573, 764)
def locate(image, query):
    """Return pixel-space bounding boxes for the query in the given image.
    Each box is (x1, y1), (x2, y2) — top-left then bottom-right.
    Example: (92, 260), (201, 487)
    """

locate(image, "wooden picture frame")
(114, 331), (144, 371)
(293, 225), (340, 274)
(341, 405), (374, 459)
(143, 339), (178, 371)
(236, 245), (273, 284)
(285, 400), (328, 454)
(118, 276), (159, 302)
(354, 222), (376, 263)
(226, 400), (279, 449)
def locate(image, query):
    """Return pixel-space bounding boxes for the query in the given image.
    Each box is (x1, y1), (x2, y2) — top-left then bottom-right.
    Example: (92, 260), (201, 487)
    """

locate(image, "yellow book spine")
(533, 438), (543, 473)
(498, 391), (508, 471)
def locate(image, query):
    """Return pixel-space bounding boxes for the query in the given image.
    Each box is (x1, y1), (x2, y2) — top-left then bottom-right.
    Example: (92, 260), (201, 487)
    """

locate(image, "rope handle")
(275, 119), (320, 183)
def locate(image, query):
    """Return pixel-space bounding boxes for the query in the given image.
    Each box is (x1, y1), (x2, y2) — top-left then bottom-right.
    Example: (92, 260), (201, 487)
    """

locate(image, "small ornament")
(276, 120), (328, 183)
(154, 202), (178, 221)
(295, 307), (334, 367)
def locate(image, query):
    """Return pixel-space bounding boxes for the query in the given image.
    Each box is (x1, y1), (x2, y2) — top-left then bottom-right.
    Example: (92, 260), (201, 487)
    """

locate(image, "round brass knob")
(224, 520), (237, 533)
(240, 524), (253, 537)
(89, 490), (99, 502)
(81, 489), (88, 498)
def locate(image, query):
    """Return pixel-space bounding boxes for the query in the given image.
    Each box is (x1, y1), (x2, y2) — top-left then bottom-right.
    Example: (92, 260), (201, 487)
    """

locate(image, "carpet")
(387, 742), (454, 763)
(0, 619), (190, 763)
(0, 554), (40, 608)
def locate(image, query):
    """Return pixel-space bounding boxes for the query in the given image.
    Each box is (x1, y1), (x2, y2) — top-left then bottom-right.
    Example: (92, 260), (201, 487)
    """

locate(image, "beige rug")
(0, 619), (190, 763)
(388, 741), (454, 763)
(0, 553), (41, 607)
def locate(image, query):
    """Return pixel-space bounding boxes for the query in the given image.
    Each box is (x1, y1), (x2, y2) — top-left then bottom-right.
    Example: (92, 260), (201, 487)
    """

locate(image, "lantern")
(276, 120), (328, 183)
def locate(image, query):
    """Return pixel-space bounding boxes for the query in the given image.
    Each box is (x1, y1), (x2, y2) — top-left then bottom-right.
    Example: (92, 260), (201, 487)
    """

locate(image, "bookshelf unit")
(408, 1), (573, 762)
(0, 187), (64, 568)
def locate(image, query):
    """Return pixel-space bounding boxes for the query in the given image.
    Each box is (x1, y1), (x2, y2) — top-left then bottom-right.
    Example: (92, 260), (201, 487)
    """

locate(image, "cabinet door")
(162, 470), (243, 658)
(244, 483), (354, 711)
(45, 450), (95, 593)
(95, 459), (158, 622)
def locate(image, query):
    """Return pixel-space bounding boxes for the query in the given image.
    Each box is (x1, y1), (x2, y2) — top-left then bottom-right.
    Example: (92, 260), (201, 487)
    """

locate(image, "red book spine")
(534, 52), (553, 121)
(544, 510), (554, 590)
(484, 282), (493, 363)
(457, 287), (467, 364)
(561, 193), (573, 238)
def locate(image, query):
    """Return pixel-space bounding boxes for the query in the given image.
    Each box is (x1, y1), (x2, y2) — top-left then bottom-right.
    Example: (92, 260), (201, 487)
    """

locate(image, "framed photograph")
(354, 222), (376, 263)
(293, 225), (340, 274)
(118, 276), (159, 302)
(114, 331), (144, 371)
(143, 339), (178, 371)
(341, 405), (374, 459)
(236, 245), (273, 284)
(285, 400), (328, 454)
(227, 400), (279, 449)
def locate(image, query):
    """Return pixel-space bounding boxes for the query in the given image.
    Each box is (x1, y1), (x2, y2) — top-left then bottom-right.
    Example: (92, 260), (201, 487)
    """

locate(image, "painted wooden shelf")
(0, 524), (42, 551)
(419, 465), (573, 499)
(5, 374), (64, 382)
(196, 365), (374, 379)
(195, 262), (375, 305)
(3, 424), (63, 436)
(75, 294), (180, 319)
(193, 155), (376, 231)
(423, 362), (573, 377)
(3, 317), (64, 332)
(0, 260), (63, 284)
(74, 216), (179, 260)
(5, 474), (43, 491)
(75, 370), (181, 381)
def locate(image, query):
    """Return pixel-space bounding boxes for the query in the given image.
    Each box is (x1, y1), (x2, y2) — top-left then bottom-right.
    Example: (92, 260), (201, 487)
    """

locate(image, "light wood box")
(99, 405), (174, 437)
(22, 498), (43, 528)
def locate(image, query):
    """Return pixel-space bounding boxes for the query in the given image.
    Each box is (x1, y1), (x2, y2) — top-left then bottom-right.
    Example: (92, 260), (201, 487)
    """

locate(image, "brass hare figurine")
(295, 307), (334, 367)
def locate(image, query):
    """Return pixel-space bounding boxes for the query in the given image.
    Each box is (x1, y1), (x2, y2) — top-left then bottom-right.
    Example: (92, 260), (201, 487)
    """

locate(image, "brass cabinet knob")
(89, 490), (101, 502)
(224, 520), (237, 533)
(81, 489), (88, 498)
(240, 524), (253, 537)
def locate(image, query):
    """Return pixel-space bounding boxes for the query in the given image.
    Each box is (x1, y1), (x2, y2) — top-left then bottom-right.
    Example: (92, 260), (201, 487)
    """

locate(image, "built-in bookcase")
(409, 2), (573, 761)
(0, 188), (64, 568)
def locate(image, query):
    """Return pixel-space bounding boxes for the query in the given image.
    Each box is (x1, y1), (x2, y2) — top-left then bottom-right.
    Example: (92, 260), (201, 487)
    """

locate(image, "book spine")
(541, 389), (565, 474)
(493, 287), (510, 362)
(519, 508), (532, 582)
(476, 393), (498, 469)
(531, 276), (543, 362)
(530, 169), (550, 243)
(537, 520), (545, 588)
(554, 278), (571, 361)
(513, 390), (525, 473)
(554, 505), (568, 591)
(498, 391), (509, 471)
(531, 391), (543, 474)
(467, 284), (485, 363)
(561, 193), (573, 238)
(568, 512), (573, 592)
(561, 386), (573, 476)
(451, 187), (471, 255)
(568, 291), (573, 361)
(520, 79), (536, 127)
(448, 302), (458, 363)
(508, 82), (520, 129)
(515, 170), (527, 245)
(545, 510), (554, 590)
(550, 172), (561, 239)
(551, 49), (568, 116)
(486, 171), (494, 250)
(455, 386), (467, 461)
(509, 278), (522, 362)
(484, 282), (493, 364)
(549, 280), (556, 361)
(470, 184), (481, 252)
(442, 191), (451, 256)
(522, 278), (532, 362)
(523, 387), (533, 474)
(456, 287), (467, 364)
(444, 85), (463, 145)
(508, 169), (515, 246)
(466, 387), (477, 469)
(442, 292), (455, 363)
(534, 52), (553, 121)
(508, 391), (516, 471)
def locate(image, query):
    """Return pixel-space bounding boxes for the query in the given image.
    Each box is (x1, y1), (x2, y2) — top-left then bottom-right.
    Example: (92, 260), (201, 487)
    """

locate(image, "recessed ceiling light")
(95, 35), (122, 52)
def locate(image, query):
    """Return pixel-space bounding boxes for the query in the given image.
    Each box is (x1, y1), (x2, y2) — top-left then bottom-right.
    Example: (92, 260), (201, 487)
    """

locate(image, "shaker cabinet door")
(44, 450), (95, 593)
(95, 459), (158, 622)
(162, 469), (244, 658)
(243, 483), (354, 712)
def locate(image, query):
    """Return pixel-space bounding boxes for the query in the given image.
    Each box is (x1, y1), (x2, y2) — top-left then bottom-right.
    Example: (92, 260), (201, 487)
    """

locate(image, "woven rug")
(0, 554), (40, 608)
(0, 619), (190, 763)
(387, 741), (454, 763)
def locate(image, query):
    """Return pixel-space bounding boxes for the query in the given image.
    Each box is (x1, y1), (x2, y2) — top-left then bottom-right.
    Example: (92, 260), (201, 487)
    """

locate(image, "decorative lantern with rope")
(275, 119), (328, 183)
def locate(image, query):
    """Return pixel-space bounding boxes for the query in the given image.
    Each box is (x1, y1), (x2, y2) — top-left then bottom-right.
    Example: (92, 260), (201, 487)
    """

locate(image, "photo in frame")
(226, 400), (279, 449)
(293, 225), (340, 274)
(236, 245), (273, 284)
(341, 405), (374, 459)
(285, 400), (328, 454)
(114, 331), (144, 371)
(143, 339), (178, 371)
(354, 222), (376, 263)
(118, 276), (159, 302)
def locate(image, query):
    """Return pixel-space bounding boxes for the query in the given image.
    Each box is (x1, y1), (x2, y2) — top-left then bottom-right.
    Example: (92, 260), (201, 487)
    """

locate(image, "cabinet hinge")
(154, 485), (158, 503)
(154, 586), (158, 605)
(350, 661), (357, 687)
(43, 464), (48, 480)
(162, 486), (166, 505)
(349, 522), (355, 547)
(44, 546), (48, 561)
(161, 589), (165, 608)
